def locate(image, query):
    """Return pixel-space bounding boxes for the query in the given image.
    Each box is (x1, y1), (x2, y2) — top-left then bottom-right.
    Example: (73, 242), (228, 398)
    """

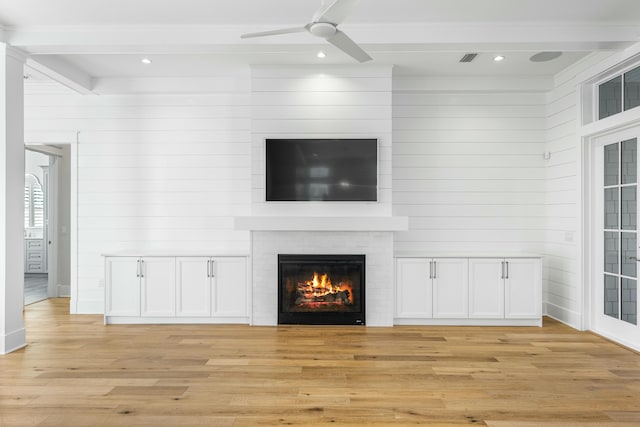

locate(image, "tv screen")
(265, 138), (378, 202)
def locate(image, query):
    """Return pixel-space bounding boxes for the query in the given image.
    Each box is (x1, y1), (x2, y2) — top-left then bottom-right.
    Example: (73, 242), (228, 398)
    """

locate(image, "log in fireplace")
(278, 254), (365, 325)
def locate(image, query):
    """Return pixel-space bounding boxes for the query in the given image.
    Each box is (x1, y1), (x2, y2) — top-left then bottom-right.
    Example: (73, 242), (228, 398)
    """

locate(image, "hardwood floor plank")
(1, 298), (640, 426)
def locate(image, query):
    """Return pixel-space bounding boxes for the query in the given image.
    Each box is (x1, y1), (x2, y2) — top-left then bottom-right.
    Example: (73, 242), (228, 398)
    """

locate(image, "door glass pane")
(604, 143), (619, 186)
(605, 231), (619, 274)
(599, 76), (622, 120)
(624, 67), (640, 112)
(621, 278), (637, 325)
(621, 139), (637, 184)
(621, 232), (637, 277)
(621, 187), (636, 230)
(605, 188), (619, 229)
(605, 275), (620, 319)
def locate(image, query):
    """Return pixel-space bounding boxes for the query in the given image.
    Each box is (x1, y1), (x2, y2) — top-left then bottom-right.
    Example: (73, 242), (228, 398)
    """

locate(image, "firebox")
(278, 254), (365, 325)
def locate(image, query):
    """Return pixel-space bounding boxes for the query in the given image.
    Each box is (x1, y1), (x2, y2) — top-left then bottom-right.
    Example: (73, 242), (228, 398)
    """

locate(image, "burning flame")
(303, 272), (353, 303)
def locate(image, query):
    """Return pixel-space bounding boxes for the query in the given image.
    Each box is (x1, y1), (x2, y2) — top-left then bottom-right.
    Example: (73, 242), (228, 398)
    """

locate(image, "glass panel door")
(603, 138), (638, 326)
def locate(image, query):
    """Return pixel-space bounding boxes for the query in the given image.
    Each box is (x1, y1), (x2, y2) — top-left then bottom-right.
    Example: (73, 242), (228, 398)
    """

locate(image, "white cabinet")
(140, 257), (175, 317)
(105, 254), (248, 324)
(505, 258), (541, 319)
(395, 257), (468, 319)
(176, 257), (211, 317)
(395, 255), (542, 326)
(105, 257), (140, 316)
(106, 256), (175, 317)
(468, 258), (541, 320)
(468, 259), (505, 318)
(25, 238), (45, 273)
(212, 257), (248, 317)
(432, 258), (468, 318)
(395, 258), (432, 318)
(176, 257), (248, 318)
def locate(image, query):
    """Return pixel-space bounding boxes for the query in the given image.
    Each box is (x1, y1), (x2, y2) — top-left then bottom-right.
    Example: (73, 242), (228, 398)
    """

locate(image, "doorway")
(589, 126), (640, 348)
(24, 145), (71, 306)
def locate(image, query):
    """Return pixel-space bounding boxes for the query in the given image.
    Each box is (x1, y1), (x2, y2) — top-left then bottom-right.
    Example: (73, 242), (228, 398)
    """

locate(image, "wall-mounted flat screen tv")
(265, 138), (378, 202)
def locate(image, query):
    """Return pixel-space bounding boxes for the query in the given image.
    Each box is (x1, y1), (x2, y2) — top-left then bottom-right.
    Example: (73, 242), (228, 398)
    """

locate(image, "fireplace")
(278, 254), (365, 325)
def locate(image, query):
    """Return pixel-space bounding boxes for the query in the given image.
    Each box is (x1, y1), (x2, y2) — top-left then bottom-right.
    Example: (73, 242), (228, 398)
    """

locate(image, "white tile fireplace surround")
(236, 217), (408, 326)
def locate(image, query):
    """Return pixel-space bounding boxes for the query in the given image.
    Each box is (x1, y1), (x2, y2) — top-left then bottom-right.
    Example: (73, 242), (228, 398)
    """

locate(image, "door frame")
(24, 140), (77, 310)
(581, 122), (640, 351)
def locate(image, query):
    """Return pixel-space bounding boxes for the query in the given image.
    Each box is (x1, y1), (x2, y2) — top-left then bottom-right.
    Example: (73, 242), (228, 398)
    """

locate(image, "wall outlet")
(98, 279), (105, 288)
(565, 231), (574, 243)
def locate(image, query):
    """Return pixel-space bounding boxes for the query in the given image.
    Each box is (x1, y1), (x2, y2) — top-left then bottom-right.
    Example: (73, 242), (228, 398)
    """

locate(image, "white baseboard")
(544, 302), (582, 330)
(74, 299), (104, 314)
(1, 327), (26, 355)
(57, 284), (70, 297)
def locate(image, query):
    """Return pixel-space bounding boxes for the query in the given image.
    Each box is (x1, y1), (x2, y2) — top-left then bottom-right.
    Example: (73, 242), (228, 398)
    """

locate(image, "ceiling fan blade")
(312, 0), (360, 25)
(240, 26), (307, 39)
(326, 30), (372, 63)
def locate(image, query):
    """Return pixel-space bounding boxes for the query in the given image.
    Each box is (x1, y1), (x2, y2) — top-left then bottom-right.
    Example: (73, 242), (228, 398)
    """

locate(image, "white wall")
(250, 65), (393, 217)
(25, 72), (252, 313)
(23, 65), (606, 325)
(24, 150), (48, 183)
(392, 76), (548, 254)
(543, 52), (616, 327)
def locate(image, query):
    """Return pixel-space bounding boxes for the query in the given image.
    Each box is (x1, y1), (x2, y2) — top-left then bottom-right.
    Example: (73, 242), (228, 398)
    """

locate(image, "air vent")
(459, 53), (478, 63)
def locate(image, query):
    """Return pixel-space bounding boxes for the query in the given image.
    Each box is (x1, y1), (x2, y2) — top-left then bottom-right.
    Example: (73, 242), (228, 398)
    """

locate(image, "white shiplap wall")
(23, 62), (610, 324)
(543, 53), (613, 327)
(250, 65), (393, 217)
(24, 75), (252, 313)
(392, 76), (548, 254)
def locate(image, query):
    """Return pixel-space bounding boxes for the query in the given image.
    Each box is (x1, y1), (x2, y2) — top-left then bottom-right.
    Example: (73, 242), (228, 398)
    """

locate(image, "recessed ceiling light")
(493, 55), (505, 62)
(317, 51), (326, 59)
(141, 58), (152, 65)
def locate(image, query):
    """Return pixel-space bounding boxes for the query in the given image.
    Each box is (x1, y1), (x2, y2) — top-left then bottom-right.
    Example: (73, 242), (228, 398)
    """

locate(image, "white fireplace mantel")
(234, 216), (408, 232)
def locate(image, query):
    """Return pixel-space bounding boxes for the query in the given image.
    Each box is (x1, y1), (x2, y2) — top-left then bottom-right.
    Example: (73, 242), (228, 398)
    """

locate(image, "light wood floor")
(1, 299), (640, 426)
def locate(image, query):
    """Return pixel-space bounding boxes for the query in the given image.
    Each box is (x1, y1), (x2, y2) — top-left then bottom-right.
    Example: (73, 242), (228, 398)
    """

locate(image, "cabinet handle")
(433, 260), (437, 279)
(140, 259), (145, 278)
(501, 261), (505, 279)
(505, 261), (509, 279)
(207, 260), (210, 277)
(210, 260), (215, 278)
(136, 259), (140, 278)
(428, 260), (432, 279)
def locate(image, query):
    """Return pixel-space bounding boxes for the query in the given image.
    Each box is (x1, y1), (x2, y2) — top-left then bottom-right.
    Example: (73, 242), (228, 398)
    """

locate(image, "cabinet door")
(105, 257), (140, 316)
(211, 257), (247, 317)
(432, 258), (468, 318)
(469, 258), (505, 318)
(395, 258), (432, 318)
(176, 257), (212, 317)
(505, 258), (541, 319)
(140, 257), (176, 317)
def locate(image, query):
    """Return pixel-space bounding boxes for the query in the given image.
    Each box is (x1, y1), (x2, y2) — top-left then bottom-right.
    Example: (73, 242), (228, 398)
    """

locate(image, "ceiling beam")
(25, 56), (93, 94)
(4, 23), (639, 54)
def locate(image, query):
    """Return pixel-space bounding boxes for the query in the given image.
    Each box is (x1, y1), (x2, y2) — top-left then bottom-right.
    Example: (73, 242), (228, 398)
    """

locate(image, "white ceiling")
(1, 0), (639, 89)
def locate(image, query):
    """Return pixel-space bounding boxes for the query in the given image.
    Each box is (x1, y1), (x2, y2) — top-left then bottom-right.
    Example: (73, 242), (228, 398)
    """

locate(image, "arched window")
(24, 174), (44, 229)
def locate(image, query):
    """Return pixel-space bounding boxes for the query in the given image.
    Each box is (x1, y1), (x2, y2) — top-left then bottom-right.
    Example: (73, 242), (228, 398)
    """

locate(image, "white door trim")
(581, 124), (640, 351)
(25, 136), (78, 312)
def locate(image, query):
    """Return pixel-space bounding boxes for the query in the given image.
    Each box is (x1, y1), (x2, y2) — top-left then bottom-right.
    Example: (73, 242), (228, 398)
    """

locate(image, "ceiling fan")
(240, 0), (372, 63)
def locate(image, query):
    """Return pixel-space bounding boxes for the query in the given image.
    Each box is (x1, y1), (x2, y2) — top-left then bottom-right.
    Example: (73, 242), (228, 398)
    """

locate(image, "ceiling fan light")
(141, 58), (152, 65)
(317, 51), (326, 58)
(309, 22), (337, 39)
(493, 55), (505, 62)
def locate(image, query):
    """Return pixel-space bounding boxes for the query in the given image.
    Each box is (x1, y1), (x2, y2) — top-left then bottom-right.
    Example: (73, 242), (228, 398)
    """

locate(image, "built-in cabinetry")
(176, 257), (247, 318)
(395, 256), (542, 326)
(104, 255), (249, 324)
(25, 238), (45, 273)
